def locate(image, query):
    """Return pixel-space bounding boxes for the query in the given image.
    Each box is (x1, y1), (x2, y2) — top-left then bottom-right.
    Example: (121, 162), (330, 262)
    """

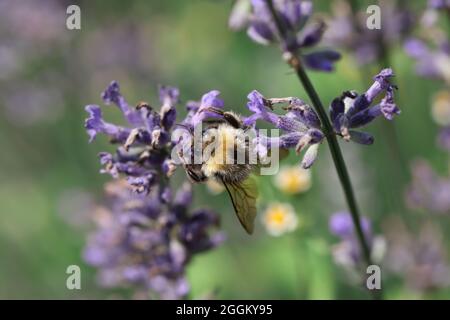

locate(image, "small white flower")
(274, 165), (312, 195)
(262, 202), (299, 236)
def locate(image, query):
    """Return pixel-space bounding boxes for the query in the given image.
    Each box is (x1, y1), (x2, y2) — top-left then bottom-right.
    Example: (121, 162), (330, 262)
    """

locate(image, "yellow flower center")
(267, 208), (286, 225)
(275, 167), (311, 194)
(262, 202), (299, 236)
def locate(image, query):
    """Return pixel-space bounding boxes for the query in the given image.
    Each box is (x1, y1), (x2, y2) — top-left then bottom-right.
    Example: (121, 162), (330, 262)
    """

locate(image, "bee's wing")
(221, 176), (258, 234)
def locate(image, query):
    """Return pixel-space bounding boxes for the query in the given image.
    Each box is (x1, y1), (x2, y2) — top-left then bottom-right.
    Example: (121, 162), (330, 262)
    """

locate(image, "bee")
(179, 108), (260, 234)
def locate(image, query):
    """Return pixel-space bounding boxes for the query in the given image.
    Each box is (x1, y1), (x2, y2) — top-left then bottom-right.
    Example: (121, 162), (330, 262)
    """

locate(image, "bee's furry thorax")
(202, 124), (252, 183)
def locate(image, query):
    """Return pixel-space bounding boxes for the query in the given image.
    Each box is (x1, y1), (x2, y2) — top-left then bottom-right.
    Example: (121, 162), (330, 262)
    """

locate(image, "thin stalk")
(264, 0), (379, 297)
(294, 62), (373, 268)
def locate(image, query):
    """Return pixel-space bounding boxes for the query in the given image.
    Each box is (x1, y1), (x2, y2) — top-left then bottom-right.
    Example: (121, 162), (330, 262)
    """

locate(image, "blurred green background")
(0, 0), (449, 299)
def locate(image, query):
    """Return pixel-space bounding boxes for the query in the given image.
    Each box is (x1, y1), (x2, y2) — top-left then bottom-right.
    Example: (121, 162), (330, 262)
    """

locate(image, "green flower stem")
(265, 0), (379, 298)
(293, 60), (373, 267)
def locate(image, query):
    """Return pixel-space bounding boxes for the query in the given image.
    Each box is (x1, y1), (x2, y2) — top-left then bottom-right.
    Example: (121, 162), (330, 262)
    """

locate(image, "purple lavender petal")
(190, 90), (225, 127)
(200, 90), (224, 109)
(158, 86), (179, 131)
(348, 105), (382, 128)
(348, 130), (374, 145)
(127, 174), (155, 194)
(247, 90), (266, 113)
(246, 90), (279, 125)
(247, 21), (276, 45)
(348, 94), (370, 115)
(307, 128), (324, 144)
(287, 100), (321, 129)
(101, 81), (142, 125)
(174, 183), (193, 208)
(278, 0), (312, 30)
(302, 50), (341, 72)
(380, 89), (400, 120)
(159, 85), (179, 106)
(365, 68), (395, 103)
(251, 0), (272, 21)
(243, 112), (262, 126)
(277, 115), (308, 132)
(278, 132), (304, 148)
(298, 21), (326, 47)
(329, 97), (345, 128)
(85, 105), (122, 142)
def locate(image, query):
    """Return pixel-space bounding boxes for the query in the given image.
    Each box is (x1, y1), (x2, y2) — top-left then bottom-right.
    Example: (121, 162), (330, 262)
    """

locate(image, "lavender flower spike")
(329, 68), (400, 144)
(231, 0), (341, 72)
(244, 90), (324, 168)
(84, 82), (225, 299)
(84, 81), (181, 193)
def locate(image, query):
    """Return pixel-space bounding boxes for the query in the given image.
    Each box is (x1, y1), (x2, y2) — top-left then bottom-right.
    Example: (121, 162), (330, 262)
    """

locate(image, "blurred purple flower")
(405, 160), (450, 214)
(323, 0), (415, 66)
(3, 82), (64, 126)
(0, 1), (74, 126)
(405, 37), (450, 84)
(79, 22), (153, 74)
(329, 211), (374, 268)
(230, 0), (341, 71)
(329, 68), (400, 144)
(428, 0), (450, 10)
(0, 0), (67, 51)
(84, 180), (224, 299)
(384, 218), (450, 291)
(329, 211), (371, 239)
(438, 127), (450, 151)
(403, 1), (450, 85)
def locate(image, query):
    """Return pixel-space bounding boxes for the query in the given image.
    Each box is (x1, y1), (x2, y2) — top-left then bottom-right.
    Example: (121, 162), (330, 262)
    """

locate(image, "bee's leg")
(205, 107), (242, 129)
